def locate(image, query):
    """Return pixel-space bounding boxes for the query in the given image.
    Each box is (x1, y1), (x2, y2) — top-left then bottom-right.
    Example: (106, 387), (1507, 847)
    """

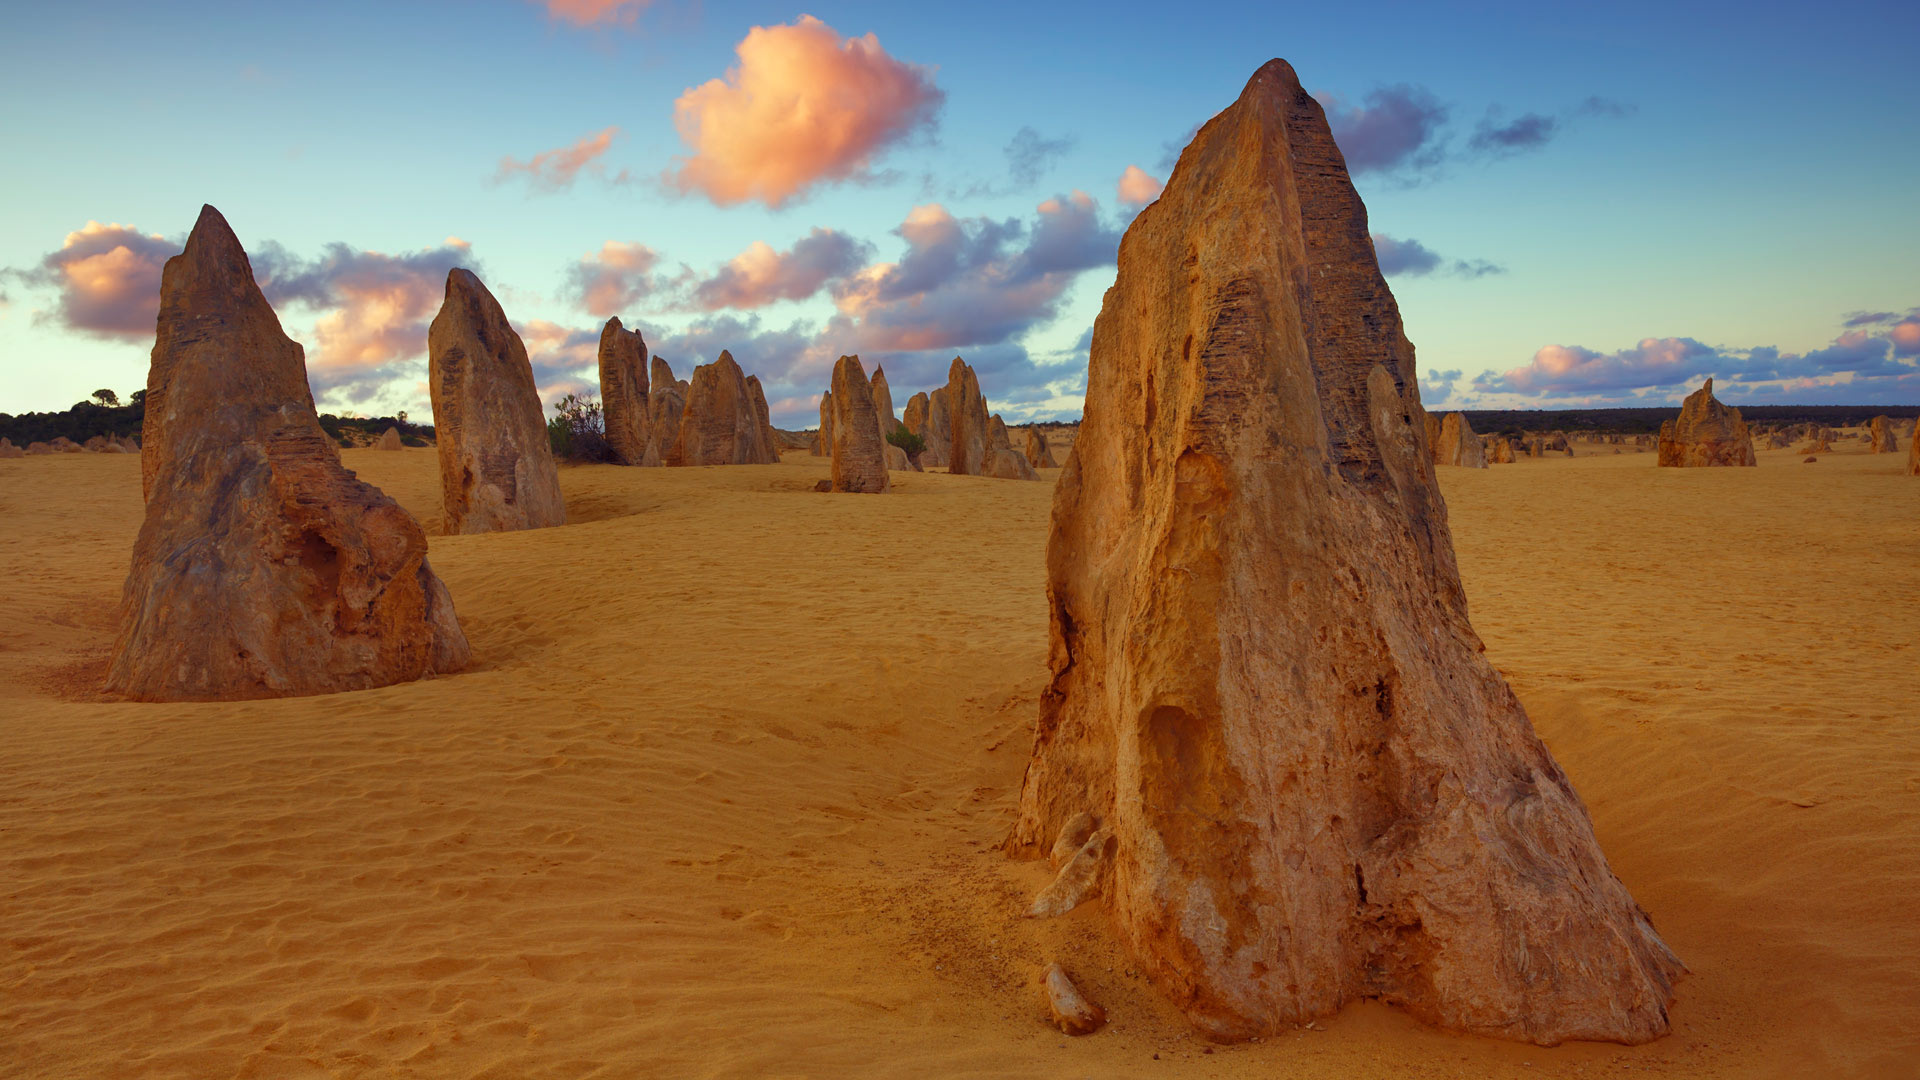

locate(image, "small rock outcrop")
(1657, 379), (1755, 467)
(1867, 415), (1900, 454)
(375, 427), (403, 451)
(666, 351), (779, 466)
(828, 355), (890, 494)
(26, 441), (51, 455)
(1025, 427), (1058, 469)
(1487, 436), (1515, 464)
(1042, 965), (1106, 1036)
(746, 375), (782, 462)
(989, 448), (1039, 480)
(1436, 412), (1487, 468)
(645, 357), (687, 466)
(814, 389), (834, 455)
(107, 205), (469, 701)
(1009, 60), (1680, 1046)
(598, 317), (652, 466)
(0, 438), (22, 459)
(428, 269), (567, 534)
(944, 359), (992, 475)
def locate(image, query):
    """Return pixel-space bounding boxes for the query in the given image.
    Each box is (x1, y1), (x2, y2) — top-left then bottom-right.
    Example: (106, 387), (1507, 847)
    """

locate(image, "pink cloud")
(13, 221), (178, 338)
(1116, 165), (1164, 208)
(540, 0), (651, 26)
(494, 127), (620, 192)
(566, 241), (667, 318)
(666, 15), (943, 207)
(692, 228), (869, 310)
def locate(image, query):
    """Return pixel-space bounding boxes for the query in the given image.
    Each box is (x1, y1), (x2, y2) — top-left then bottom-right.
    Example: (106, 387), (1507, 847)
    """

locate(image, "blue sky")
(2, 0), (1915, 426)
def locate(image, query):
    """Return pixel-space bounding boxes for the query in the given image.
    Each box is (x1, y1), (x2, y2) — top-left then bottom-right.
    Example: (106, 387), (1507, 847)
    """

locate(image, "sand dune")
(2, 442), (1915, 1079)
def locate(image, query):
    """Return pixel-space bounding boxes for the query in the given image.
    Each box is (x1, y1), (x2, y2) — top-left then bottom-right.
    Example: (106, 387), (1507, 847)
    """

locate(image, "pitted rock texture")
(108, 205), (470, 701)
(1437, 412), (1487, 468)
(428, 269), (566, 534)
(1025, 427), (1058, 469)
(746, 375), (781, 462)
(1008, 60), (1681, 1047)
(814, 389), (834, 455)
(944, 358), (992, 475)
(598, 317), (652, 466)
(1657, 380), (1755, 467)
(828, 355), (890, 494)
(645, 357), (686, 467)
(667, 351), (779, 466)
(1867, 415), (1899, 454)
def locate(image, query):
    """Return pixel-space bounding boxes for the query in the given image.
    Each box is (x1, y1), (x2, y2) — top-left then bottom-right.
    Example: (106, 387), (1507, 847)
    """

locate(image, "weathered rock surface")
(428, 269), (567, 534)
(1867, 415), (1900, 454)
(1025, 427), (1058, 469)
(598, 317), (652, 466)
(1437, 412), (1487, 468)
(1043, 965), (1106, 1036)
(668, 352), (779, 466)
(989, 414), (1013, 453)
(944, 358), (992, 475)
(989, 447), (1039, 481)
(376, 427), (403, 451)
(828, 355), (889, 494)
(1008, 60), (1681, 1046)
(645, 357), (686, 466)
(107, 205), (470, 702)
(904, 390), (950, 468)
(746, 375), (782, 462)
(814, 389), (834, 455)
(51, 436), (83, 453)
(884, 444), (913, 472)
(1485, 436), (1515, 463)
(1657, 380), (1755, 467)
(871, 365), (900, 441)
(1028, 826), (1112, 918)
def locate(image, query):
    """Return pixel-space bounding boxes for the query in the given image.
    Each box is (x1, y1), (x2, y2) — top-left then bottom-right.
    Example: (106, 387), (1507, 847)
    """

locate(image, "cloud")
(665, 15), (943, 208)
(1421, 368), (1463, 406)
(1370, 234), (1504, 279)
(1467, 308), (1920, 407)
(538, 0), (651, 26)
(1156, 123), (1201, 173)
(517, 318), (602, 405)
(493, 127), (620, 192)
(5, 221), (180, 338)
(1467, 110), (1557, 156)
(1116, 165), (1164, 208)
(691, 228), (870, 310)
(1317, 85), (1449, 176)
(1005, 127), (1074, 187)
(254, 238), (474, 401)
(566, 241), (671, 318)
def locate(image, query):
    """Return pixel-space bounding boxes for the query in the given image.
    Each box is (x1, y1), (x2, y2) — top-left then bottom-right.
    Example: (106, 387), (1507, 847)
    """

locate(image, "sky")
(1, 0), (1915, 428)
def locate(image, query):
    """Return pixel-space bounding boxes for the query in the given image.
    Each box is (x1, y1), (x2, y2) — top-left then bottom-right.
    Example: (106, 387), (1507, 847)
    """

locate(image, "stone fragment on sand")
(667, 351), (779, 466)
(1048, 811), (1096, 867)
(1009, 60), (1680, 1046)
(1043, 964), (1107, 1036)
(1028, 827), (1111, 918)
(1804, 456), (1819, 463)
(598, 317), (652, 466)
(428, 268), (567, 533)
(1657, 379), (1755, 467)
(376, 427), (403, 451)
(1026, 427), (1058, 469)
(107, 205), (469, 701)
(828, 355), (890, 494)
(1437, 413), (1487, 468)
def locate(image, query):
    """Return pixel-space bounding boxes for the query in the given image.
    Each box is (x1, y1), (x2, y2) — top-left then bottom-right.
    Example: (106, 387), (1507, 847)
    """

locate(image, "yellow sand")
(2, 441), (1915, 1080)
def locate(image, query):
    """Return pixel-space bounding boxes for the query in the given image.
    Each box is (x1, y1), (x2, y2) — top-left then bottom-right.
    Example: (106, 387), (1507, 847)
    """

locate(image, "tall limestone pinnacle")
(598, 316), (652, 466)
(428, 269), (567, 533)
(1010, 60), (1682, 1045)
(107, 205), (470, 700)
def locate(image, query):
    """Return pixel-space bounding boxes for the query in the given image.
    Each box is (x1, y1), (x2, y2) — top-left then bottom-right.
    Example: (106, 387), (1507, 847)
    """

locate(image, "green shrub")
(885, 425), (926, 462)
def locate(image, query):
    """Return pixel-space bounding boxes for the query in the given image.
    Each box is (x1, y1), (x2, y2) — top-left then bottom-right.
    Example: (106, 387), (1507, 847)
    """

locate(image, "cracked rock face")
(598, 317), (652, 466)
(428, 269), (566, 534)
(108, 205), (470, 701)
(666, 351), (778, 467)
(828, 355), (890, 494)
(1437, 412), (1487, 468)
(944, 358), (991, 476)
(1008, 59), (1681, 1047)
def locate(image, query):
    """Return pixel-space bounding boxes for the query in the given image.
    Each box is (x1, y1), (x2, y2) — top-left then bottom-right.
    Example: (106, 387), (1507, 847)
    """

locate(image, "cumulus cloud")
(666, 16), (943, 207)
(1318, 85), (1449, 176)
(1468, 308), (1920, 406)
(1116, 165), (1164, 208)
(538, 0), (651, 26)
(566, 241), (670, 318)
(6, 221), (179, 338)
(517, 318), (602, 405)
(255, 238), (474, 400)
(691, 229), (870, 310)
(493, 127), (620, 192)
(1370, 234), (1503, 279)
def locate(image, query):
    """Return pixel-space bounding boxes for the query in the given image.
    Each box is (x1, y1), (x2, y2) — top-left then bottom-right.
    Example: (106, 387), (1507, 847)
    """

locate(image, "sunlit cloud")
(538, 0), (651, 26)
(566, 241), (669, 318)
(1116, 165), (1164, 208)
(493, 126), (621, 192)
(691, 228), (870, 310)
(665, 15), (943, 207)
(6, 221), (178, 338)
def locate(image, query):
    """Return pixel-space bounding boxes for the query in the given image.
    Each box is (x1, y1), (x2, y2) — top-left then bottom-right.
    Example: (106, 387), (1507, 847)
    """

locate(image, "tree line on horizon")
(0, 389), (436, 448)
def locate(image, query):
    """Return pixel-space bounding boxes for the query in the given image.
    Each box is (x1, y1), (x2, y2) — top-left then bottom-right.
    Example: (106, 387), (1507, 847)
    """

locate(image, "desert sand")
(2, 440), (1916, 1079)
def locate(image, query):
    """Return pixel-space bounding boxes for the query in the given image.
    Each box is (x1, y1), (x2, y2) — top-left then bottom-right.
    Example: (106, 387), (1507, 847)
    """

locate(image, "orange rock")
(828, 355), (889, 494)
(1042, 965), (1106, 1036)
(375, 427), (403, 451)
(1867, 415), (1899, 454)
(1008, 61), (1681, 1046)
(428, 269), (566, 533)
(1436, 412), (1487, 468)
(645, 357), (686, 466)
(1909, 421), (1919, 475)
(1025, 427), (1058, 469)
(746, 374), (781, 462)
(1657, 380), (1755, 467)
(871, 365), (900, 441)
(905, 389), (950, 469)
(1486, 436), (1516, 463)
(667, 351), (778, 466)
(106, 205), (469, 701)
(944, 358), (991, 475)
(598, 317), (652, 466)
